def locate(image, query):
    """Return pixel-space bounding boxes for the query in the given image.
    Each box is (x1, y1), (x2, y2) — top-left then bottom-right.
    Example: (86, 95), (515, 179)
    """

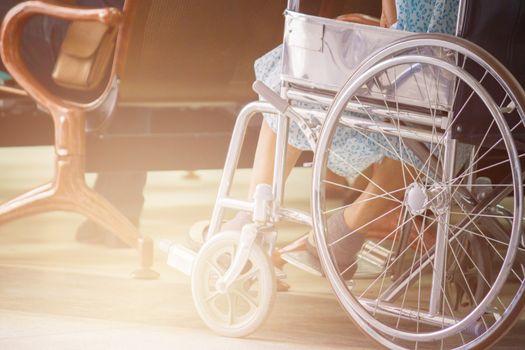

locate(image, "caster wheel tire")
(191, 231), (276, 337)
(187, 220), (211, 250)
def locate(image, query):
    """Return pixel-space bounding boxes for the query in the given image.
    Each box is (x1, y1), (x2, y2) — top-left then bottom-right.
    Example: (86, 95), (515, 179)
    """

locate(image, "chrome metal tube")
(293, 107), (445, 143)
(455, 0), (467, 36)
(286, 89), (448, 129)
(429, 137), (456, 316)
(217, 198), (254, 212)
(272, 112), (289, 221)
(359, 299), (457, 328)
(279, 207), (312, 226)
(208, 101), (279, 237)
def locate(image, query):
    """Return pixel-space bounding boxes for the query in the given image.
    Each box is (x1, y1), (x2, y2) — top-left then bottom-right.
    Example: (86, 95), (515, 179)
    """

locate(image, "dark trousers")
(92, 107), (151, 225)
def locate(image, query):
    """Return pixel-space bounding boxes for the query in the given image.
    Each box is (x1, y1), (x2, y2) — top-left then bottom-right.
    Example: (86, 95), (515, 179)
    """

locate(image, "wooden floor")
(0, 146), (523, 349)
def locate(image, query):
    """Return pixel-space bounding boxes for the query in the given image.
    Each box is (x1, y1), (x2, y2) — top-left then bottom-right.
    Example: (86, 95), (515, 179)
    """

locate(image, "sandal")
(187, 212), (290, 292)
(187, 211), (252, 250)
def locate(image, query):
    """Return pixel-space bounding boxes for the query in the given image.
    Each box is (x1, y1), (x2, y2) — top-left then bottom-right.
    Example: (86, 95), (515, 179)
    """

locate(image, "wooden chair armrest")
(0, 1), (122, 111)
(0, 84), (28, 96)
(336, 13), (381, 27)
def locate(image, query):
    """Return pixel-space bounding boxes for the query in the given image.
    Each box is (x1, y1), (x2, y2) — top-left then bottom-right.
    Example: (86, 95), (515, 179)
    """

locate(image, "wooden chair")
(0, 1), (153, 277)
(0, 0), (383, 278)
(0, 0), (288, 278)
(85, 0), (288, 172)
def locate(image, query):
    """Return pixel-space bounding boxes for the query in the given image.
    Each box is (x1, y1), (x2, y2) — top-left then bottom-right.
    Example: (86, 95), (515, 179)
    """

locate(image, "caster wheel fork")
(191, 230), (276, 337)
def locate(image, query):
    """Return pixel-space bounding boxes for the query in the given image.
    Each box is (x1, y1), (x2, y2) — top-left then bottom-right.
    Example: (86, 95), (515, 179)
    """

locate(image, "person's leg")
(248, 120), (302, 197)
(325, 158), (409, 279)
(222, 120), (302, 231)
(337, 166), (373, 204)
(342, 158), (406, 232)
(76, 170), (148, 246)
(304, 165), (372, 250)
(76, 107), (150, 247)
(250, 119), (350, 199)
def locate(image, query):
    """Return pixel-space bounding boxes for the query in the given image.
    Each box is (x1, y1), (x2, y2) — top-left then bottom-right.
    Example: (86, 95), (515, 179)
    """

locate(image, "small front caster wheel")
(191, 231), (276, 337)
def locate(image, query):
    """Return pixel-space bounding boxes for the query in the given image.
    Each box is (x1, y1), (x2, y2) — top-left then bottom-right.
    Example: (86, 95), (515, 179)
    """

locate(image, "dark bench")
(0, 0), (289, 278)
(0, 0), (381, 275)
(0, 0), (382, 172)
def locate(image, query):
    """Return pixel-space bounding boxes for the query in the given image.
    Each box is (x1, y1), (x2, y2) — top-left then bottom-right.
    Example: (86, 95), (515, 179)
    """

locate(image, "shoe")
(187, 211), (253, 250)
(279, 231), (359, 281)
(102, 233), (130, 249)
(362, 207), (436, 250)
(75, 221), (106, 245)
(188, 212), (291, 292)
(75, 220), (130, 249)
(279, 211), (363, 281)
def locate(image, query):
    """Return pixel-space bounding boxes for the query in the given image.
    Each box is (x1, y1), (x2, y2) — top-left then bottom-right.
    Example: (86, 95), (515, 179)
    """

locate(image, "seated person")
(191, 0), (460, 283)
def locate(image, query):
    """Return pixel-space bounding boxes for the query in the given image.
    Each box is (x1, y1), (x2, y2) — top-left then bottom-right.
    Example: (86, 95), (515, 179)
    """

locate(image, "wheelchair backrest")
(453, 0), (525, 145)
(458, 0), (525, 87)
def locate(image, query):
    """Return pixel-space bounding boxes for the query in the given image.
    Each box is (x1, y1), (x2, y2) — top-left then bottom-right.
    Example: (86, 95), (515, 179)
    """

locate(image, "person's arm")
(380, 0), (397, 27)
(336, 0), (396, 28)
(336, 13), (380, 26)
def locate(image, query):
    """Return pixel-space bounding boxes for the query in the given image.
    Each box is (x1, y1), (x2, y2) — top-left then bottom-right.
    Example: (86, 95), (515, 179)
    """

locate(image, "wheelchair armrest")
(0, 0), (122, 113)
(336, 13), (381, 27)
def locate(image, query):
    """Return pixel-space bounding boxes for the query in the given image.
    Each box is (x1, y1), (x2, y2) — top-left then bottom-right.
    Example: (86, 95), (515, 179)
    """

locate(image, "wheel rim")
(312, 36), (524, 349)
(192, 232), (275, 336)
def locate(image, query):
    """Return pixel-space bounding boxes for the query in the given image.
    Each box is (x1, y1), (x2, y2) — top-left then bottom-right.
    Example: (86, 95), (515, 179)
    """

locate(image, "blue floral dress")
(255, 0), (459, 179)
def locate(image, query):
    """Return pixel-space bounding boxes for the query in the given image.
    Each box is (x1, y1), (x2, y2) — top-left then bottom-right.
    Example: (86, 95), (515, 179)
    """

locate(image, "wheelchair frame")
(180, 1), (525, 348)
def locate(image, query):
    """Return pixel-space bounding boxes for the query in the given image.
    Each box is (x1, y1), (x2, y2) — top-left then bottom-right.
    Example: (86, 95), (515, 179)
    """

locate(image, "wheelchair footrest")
(161, 240), (196, 276)
(357, 240), (390, 270)
(281, 251), (323, 276)
(281, 241), (388, 280)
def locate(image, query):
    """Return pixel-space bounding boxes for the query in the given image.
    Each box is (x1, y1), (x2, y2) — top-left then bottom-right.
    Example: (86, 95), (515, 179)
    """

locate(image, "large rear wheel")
(312, 35), (525, 349)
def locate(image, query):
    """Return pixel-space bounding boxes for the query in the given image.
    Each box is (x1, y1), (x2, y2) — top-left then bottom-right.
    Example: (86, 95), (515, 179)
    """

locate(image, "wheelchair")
(174, 0), (525, 348)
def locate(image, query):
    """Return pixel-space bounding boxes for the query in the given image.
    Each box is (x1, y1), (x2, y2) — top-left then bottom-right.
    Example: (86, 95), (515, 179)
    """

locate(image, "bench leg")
(0, 182), (55, 224)
(0, 160), (158, 280)
(73, 184), (158, 279)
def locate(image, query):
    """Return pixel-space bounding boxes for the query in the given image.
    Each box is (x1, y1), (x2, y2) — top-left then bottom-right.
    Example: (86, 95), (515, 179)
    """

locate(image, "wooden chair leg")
(0, 2), (156, 279)
(0, 158), (158, 280)
(0, 183), (55, 225)
(72, 185), (159, 279)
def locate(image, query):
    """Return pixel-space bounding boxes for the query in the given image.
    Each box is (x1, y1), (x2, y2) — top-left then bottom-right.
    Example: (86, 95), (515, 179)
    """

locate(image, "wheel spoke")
(421, 211), (524, 285)
(232, 289), (259, 313)
(355, 94), (420, 180)
(226, 293), (235, 325)
(356, 215), (426, 298)
(207, 260), (225, 276)
(330, 204), (403, 250)
(313, 41), (524, 348)
(324, 185), (407, 214)
(329, 150), (404, 205)
(446, 237), (490, 331)
(238, 266), (260, 284)
(373, 205), (406, 316)
(205, 291), (221, 303)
